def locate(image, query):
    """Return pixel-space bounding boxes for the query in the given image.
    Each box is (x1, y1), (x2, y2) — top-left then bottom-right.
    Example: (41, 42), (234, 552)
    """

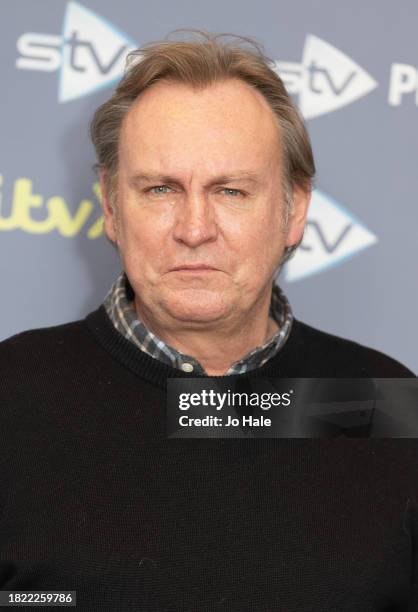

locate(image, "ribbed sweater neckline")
(85, 305), (295, 390)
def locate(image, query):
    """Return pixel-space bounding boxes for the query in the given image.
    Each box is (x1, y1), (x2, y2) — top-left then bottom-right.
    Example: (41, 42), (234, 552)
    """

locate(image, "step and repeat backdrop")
(1, 0), (417, 371)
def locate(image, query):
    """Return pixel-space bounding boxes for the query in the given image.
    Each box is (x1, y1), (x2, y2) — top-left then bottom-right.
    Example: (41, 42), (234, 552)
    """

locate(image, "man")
(0, 32), (416, 610)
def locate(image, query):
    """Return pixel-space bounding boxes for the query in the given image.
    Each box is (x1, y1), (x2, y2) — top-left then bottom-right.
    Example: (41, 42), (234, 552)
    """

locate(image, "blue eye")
(223, 188), (242, 197)
(150, 185), (172, 194)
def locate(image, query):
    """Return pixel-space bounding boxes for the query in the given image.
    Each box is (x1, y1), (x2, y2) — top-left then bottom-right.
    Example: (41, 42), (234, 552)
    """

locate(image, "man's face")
(102, 78), (309, 331)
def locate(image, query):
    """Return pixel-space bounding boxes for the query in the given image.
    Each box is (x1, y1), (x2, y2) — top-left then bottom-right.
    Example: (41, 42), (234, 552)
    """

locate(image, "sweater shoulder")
(290, 319), (415, 377)
(0, 317), (87, 351)
(0, 317), (94, 377)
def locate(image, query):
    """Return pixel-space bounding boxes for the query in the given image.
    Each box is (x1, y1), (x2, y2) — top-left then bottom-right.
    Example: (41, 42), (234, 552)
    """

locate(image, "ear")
(99, 170), (118, 244)
(284, 185), (311, 248)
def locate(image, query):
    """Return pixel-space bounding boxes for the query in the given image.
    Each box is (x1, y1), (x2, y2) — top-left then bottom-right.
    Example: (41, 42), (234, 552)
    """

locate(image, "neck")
(134, 298), (279, 376)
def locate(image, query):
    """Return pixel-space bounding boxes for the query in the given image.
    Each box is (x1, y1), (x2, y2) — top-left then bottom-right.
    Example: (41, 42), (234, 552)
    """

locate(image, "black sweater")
(0, 306), (416, 611)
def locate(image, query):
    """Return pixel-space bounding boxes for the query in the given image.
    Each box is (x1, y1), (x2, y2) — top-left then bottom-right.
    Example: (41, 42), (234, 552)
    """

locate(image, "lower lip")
(171, 268), (218, 273)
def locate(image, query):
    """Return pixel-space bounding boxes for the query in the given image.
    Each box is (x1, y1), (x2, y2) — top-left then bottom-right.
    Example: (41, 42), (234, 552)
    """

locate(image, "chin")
(161, 289), (230, 323)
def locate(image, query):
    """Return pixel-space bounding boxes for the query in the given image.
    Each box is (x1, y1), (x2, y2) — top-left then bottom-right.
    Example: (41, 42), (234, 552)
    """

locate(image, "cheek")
(250, 220), (286, 279)
(230, 212), (284, 256)
(118, 207), (173, 269)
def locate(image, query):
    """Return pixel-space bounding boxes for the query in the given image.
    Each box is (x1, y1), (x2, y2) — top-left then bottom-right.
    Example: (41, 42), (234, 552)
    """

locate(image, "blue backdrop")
(1, 0), (417, 371)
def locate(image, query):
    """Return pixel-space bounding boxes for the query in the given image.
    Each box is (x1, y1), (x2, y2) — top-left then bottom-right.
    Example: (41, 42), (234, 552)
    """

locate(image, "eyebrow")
(129, 172), (262, 188)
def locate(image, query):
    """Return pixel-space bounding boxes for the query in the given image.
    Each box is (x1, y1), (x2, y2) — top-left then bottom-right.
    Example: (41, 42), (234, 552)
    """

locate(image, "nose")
(172, 191), (218, 248)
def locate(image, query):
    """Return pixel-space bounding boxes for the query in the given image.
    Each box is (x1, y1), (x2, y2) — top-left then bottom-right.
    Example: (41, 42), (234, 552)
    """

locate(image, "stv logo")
(274, 35), (378, 119)
(285, 190), (378, 282)
(16, 9), (377, 116)
(16, 1), (137, 102)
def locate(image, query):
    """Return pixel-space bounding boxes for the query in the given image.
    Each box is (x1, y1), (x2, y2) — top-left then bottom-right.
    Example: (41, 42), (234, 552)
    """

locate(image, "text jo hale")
(179, 415), (272, 427)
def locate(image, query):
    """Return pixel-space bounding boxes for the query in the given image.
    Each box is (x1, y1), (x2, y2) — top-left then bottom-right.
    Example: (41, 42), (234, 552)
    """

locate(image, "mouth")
(170, 265), (219, 272)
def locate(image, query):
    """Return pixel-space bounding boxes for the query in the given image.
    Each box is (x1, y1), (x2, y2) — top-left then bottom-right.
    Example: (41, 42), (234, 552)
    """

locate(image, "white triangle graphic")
(299, 35), (378, 119)
(59, 1), (137, 103)
(285, 190), (378, 282)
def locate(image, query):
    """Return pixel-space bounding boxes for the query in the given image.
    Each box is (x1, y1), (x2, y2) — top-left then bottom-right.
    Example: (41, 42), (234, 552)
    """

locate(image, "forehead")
(119, 78), (282, 174)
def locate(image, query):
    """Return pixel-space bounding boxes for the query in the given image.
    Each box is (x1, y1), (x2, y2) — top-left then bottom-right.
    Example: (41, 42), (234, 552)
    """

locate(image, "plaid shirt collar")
(103, 271), (293, 375)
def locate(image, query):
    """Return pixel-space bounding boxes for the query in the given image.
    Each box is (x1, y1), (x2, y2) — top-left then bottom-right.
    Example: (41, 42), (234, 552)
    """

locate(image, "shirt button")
(181, 362), (194, 373)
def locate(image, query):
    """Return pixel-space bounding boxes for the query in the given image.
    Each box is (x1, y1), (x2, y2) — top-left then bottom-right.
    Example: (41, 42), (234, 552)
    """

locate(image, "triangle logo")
(59, 1), (137, 103)
(285, 190), (378, 282)
(299, 35), (378, 119)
